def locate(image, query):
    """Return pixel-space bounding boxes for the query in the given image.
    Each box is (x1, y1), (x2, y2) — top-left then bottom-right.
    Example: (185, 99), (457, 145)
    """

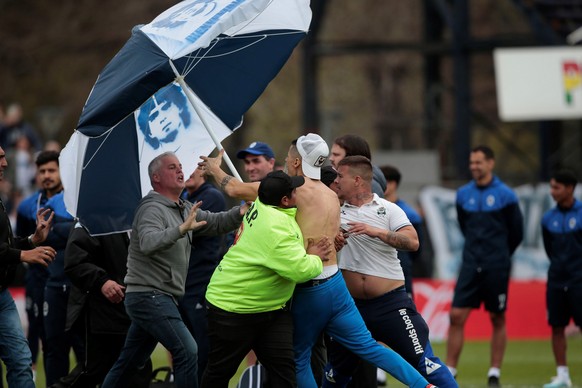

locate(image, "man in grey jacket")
(102, 152), (246, 388)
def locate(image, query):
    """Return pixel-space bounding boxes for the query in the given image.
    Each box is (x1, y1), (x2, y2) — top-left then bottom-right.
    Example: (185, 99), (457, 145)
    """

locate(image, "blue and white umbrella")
(60, 0), (311, 235)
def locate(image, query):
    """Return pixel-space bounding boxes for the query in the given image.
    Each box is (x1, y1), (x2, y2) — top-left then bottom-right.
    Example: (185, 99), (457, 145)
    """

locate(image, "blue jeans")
(292, 272), (428, 388)
(0, 289), (35, 387)
(102, 291), (198, 388)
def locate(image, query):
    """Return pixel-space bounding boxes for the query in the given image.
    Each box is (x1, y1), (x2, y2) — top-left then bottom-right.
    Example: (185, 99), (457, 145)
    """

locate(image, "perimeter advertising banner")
(413, 279), (551, 340)
(494, 47), (582, 121)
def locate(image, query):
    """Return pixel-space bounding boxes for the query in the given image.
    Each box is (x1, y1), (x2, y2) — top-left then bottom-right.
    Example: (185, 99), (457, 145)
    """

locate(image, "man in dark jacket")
(50, 223), (151, 387)
(446, 145), (523, 387)
(0, 145), (56, 387)
(541, 169), (581, 388)
(35, 152), (84, 386)
(179, 166), (227, 384)
(16, 150), (64, 377)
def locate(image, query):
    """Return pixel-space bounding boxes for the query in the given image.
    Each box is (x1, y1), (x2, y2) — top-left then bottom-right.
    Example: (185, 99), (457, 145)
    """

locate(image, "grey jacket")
(125, 190), (242, 297)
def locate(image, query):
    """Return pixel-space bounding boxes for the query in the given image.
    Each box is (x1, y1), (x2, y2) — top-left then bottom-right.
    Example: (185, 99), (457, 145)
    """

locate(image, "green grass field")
(3, 337), (581, 387)
(385, 338), (582, 388)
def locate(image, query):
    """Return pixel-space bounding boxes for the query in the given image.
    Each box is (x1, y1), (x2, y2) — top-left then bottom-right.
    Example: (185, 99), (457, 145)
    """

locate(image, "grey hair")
(148, 151), (176, 181)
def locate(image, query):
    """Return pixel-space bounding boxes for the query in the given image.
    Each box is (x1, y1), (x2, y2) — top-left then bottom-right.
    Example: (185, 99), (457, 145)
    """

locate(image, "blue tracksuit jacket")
(456, 176), (523, 270)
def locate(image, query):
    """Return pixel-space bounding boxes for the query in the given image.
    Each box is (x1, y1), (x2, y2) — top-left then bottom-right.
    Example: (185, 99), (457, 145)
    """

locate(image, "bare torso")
(295, 178), (340, 265)
(342, 270), (404, 299)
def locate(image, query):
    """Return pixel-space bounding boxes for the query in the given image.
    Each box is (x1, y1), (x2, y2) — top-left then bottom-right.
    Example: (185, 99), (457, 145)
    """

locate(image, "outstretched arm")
(199, 150), (259, 201)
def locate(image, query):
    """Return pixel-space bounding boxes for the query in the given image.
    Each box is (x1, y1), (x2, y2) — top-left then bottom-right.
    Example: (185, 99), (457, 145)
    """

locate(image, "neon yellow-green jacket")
(206, 198), (323, 313)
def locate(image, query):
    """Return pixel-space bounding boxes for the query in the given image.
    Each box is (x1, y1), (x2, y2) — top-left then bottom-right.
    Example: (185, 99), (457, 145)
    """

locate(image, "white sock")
(447, 366), (457, 377)
(557, 366), (570, 380)
(376, 368), (386, 383)
(488, 367), (500, 378)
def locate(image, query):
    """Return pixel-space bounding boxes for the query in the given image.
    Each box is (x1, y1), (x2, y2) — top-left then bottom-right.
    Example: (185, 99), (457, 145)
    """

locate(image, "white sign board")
(494, 47), (582, 121)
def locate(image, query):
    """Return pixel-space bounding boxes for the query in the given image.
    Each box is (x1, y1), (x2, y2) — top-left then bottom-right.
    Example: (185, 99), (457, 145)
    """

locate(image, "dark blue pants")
(44, 284), (85, 386)
(179, 296), (209, 385)
(325, 286), (457, 388)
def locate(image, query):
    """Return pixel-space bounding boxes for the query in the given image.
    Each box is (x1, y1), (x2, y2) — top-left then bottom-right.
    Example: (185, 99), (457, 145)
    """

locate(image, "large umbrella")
(60, 0), (311, 235)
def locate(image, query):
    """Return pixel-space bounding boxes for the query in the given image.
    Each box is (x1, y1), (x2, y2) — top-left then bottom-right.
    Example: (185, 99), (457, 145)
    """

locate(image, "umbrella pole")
(171, 66), (243, 181)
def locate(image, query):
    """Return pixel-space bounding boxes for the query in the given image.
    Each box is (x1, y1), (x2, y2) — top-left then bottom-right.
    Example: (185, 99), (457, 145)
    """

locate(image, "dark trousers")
(179, 297), (209, 386)
(44, 285), (85, 386)
(201, 304), (296, 388)
(51, 332), (152, 388)
(328, 287), (456, 388)
(25, 273), (46, 367)
(348, 361), (377, 388)
(311, 333), (327, 386)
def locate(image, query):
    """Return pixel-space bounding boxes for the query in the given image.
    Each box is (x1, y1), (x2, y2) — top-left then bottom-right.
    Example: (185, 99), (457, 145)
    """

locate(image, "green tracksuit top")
(205, 198), (323, 313)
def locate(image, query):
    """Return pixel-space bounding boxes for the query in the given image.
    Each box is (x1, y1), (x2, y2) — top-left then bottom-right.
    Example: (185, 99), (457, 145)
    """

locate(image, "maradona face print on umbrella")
(59, 0), (311, 235)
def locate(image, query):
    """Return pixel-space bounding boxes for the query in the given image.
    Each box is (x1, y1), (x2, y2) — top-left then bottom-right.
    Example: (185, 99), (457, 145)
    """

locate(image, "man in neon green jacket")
(202, 171), (332, 388)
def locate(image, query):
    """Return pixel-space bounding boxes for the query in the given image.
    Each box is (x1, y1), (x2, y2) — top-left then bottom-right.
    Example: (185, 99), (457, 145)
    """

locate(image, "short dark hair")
(35, 150), (60, 167)
(471, 145), (494, 160)
(551, 169), (578, 188)
(334, 135), (371, 160)
(380, 165), (401, 185)
(338, 155), (373, 183)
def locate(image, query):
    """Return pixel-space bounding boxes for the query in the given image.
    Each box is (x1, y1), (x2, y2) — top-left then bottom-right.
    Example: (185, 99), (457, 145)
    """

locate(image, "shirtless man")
(200, 134), (435, 388)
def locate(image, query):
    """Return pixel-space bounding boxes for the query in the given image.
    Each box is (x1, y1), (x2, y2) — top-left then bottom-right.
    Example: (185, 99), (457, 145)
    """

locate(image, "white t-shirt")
(338, 194), (411, 280)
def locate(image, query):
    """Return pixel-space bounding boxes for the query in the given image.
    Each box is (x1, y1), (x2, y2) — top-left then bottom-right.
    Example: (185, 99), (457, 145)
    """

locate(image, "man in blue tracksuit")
(39, 153), (85, 386)
(541, 169), (582, 388)
(17, 150), (84, 385)
(16, 151), (57, 377)
(446, 145), (523, 387)
(380, 164), (424, 300)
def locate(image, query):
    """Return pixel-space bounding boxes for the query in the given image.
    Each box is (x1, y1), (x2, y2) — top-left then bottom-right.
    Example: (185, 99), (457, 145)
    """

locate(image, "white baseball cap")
(296, 133), (329, 180)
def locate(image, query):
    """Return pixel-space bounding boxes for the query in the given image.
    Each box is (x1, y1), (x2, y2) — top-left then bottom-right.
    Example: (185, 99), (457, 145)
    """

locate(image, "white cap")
(296, 133), (329, 179)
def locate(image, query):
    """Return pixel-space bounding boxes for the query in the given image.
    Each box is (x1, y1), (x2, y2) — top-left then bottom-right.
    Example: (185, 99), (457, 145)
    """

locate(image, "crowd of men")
(0, 123), (579, 388)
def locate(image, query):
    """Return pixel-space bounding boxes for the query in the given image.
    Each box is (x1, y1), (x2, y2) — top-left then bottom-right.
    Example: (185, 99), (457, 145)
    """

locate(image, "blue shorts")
(547, 285), (582, 327)
(452, 266), (510, 313)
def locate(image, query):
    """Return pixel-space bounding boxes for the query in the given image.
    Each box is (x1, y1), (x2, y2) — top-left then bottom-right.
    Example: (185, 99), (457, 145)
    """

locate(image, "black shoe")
(488, 375), (501, 387)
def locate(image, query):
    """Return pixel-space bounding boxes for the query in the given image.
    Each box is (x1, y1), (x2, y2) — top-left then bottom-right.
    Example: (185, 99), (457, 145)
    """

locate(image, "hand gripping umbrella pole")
(170, 60), (243, 181)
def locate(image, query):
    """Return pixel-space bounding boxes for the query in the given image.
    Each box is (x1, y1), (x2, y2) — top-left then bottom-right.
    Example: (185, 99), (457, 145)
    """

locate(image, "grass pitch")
(386, 338), (582, 388)
(4, 337), (581, 387)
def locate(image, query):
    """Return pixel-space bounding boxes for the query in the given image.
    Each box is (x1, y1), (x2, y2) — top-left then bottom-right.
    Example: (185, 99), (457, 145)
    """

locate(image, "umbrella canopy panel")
(60, 0), (312, 235)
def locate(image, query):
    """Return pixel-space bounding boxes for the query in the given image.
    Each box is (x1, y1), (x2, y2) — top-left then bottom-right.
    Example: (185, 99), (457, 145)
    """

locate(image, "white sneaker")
(543, 376), (572, 388)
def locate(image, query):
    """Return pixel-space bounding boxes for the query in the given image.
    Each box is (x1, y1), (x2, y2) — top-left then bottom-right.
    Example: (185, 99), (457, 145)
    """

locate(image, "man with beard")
(1, 145), (56, 387)
(446, 145), (523, 387)
(17, 150), (83, 384)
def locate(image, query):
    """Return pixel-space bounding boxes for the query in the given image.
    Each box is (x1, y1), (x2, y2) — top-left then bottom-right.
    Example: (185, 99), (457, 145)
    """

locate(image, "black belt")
(296, 271), (340, 288)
